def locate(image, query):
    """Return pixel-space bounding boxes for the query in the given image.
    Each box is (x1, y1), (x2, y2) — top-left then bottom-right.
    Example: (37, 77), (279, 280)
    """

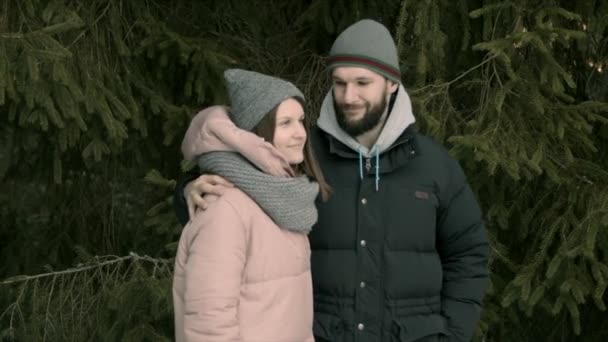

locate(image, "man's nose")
(343, 84), (358, 104)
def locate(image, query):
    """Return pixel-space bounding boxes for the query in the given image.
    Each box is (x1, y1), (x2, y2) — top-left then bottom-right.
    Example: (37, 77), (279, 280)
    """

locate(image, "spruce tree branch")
(7, 281), (27, 329)
(0, 0), (8, 33)
(491, 7), (504, 41)
(68, 0), (113, 48)
(548, 155), (594, 185)
(489, 243), (516, 270)
(411, 56), (497, 94)
(0, 253), (172, 285)
(43, 275), (57, 340)
(0, 278), (26, 331)
(395, 0), (408, 56)
(15, 0), (32, 34)
(492, 58), (504, 89)
(0, 32), (24, 39)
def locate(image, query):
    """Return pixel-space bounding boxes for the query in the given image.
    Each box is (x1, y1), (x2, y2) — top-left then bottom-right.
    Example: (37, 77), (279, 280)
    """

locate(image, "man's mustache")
(338, 104), (366, 111)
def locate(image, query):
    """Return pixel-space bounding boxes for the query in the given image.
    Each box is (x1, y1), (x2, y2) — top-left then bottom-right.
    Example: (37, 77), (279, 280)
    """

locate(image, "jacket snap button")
(361, 198), (367, 204)
(360, 240), (367, 247)
(357, 323), (365, 331)
(360, 281), (366, 288)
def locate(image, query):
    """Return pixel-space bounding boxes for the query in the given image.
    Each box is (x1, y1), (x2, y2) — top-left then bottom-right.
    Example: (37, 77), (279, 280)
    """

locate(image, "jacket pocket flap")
(392, 314), (450, 342)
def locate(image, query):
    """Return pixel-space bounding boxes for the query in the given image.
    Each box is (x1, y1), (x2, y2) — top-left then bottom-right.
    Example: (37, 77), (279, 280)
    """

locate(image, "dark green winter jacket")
(309, 85), (488, 342)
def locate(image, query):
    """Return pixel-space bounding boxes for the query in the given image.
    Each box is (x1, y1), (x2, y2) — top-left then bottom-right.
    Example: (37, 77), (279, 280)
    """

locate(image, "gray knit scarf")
(198, 151), (319, 233)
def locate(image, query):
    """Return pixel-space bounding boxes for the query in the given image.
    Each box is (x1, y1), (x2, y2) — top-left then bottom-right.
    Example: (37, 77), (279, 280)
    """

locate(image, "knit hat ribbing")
(223, 69), (305, 131)
(328, 19), (401, 83)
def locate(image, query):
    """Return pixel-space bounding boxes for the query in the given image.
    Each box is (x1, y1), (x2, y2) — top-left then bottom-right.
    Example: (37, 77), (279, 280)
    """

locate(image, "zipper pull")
(365, 158), (371, 172)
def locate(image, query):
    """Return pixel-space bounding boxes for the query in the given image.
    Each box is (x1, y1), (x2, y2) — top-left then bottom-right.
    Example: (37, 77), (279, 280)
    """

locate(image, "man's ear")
(387, 80), (399, 94)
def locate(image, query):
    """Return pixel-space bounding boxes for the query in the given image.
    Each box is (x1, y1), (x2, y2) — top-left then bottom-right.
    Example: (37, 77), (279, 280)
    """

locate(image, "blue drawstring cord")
(375, 145), (380, 191)
(358, 146), (364, 180)
(359, 145), (381, 190)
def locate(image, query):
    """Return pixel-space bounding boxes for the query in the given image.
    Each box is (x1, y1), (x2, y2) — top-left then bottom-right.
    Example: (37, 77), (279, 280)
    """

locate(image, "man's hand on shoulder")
(185, 174), (234, 218)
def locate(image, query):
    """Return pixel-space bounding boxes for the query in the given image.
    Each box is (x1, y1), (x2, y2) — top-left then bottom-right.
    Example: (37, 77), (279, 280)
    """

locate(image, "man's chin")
(341, 110), (365, 122)
(340, 122), (366, 136)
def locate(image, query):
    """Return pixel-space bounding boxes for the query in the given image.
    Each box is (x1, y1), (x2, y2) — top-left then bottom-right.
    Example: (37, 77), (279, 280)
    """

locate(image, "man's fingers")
(193, 195), (208, 210)
(182, 174), (231, 218)
(187, 202), (195, 220)
(207, 175), (233, 187)
(204, 183), (231, 196)
(185, 193), (208, 219)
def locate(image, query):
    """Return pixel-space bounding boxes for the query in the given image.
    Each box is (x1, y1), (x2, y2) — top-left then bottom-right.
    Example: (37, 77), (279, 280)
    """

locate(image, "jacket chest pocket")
(385, 186), (439, 250)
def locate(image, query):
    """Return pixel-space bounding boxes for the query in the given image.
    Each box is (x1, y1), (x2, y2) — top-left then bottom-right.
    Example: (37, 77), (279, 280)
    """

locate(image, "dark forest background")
(1, 0), (607, 341)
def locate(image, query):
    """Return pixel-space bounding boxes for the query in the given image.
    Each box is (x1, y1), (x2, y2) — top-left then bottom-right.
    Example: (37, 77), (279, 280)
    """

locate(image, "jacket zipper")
(362, 139), (411, 175)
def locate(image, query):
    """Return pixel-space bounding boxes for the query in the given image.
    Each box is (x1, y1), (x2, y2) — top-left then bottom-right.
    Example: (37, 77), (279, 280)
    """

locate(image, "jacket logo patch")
(415, 190), (429, 200)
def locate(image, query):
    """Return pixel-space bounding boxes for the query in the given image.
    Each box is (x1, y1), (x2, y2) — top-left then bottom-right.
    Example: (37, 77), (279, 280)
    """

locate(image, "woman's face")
(272, 98), (307, 165)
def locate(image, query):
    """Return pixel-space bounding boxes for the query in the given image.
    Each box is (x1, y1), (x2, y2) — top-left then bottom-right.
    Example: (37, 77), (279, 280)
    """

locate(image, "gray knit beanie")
(328, 19), (401, 83)
(223, 69), (305, 131)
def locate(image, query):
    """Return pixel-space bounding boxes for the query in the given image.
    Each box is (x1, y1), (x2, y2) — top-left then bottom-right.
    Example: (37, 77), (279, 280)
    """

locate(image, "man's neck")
(355, 106), (390, 149)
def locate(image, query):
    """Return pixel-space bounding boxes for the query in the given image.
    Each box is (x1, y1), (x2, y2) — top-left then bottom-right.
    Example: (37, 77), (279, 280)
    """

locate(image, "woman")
(173, 68), (330, 342)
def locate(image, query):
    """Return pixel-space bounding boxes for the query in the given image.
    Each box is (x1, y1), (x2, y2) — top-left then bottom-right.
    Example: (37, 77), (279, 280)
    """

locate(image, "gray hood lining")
(317, 85), (416, 157)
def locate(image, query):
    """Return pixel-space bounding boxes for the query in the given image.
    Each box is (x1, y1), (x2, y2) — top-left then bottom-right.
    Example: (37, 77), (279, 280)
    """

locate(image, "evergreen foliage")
(1, 0), (607, 340)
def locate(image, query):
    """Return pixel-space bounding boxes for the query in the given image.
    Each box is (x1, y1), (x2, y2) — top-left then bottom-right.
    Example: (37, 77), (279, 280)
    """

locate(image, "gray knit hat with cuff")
(327, 19), (401, 83)
(223, 69), (305, 131)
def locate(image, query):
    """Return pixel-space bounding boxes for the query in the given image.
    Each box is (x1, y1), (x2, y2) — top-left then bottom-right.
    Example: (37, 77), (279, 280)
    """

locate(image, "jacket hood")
(181, 105), (294, 177)
(317, 85), (416, 157)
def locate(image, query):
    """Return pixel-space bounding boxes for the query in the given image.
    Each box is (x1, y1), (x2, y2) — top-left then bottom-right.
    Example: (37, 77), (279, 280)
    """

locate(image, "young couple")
(173, 19), (489, 342)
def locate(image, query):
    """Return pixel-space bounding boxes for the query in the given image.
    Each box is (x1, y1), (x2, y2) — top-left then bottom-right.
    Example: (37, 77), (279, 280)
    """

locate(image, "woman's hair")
(252, 97), (331, 201)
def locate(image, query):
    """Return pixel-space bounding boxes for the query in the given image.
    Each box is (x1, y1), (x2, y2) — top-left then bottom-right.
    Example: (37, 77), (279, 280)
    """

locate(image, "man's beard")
(335, 94), (388, 137)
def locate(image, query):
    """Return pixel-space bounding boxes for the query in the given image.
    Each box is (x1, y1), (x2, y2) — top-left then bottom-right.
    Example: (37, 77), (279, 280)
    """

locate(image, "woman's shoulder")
(183, 188), (257, 239)
(196, 187), (260, 221)
(218, 187), (258, 208)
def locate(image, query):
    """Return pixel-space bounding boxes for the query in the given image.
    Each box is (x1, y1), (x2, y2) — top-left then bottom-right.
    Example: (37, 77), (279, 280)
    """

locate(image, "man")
(175, 19), (489, 342)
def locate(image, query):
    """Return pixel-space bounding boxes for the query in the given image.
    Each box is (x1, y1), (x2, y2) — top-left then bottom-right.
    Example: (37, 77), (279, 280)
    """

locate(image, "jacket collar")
(325, 124), (418, 160)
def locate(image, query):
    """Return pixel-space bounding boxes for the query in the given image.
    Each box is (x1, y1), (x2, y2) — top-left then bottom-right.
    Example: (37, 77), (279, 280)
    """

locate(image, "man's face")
(331, 66), (398, 137)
